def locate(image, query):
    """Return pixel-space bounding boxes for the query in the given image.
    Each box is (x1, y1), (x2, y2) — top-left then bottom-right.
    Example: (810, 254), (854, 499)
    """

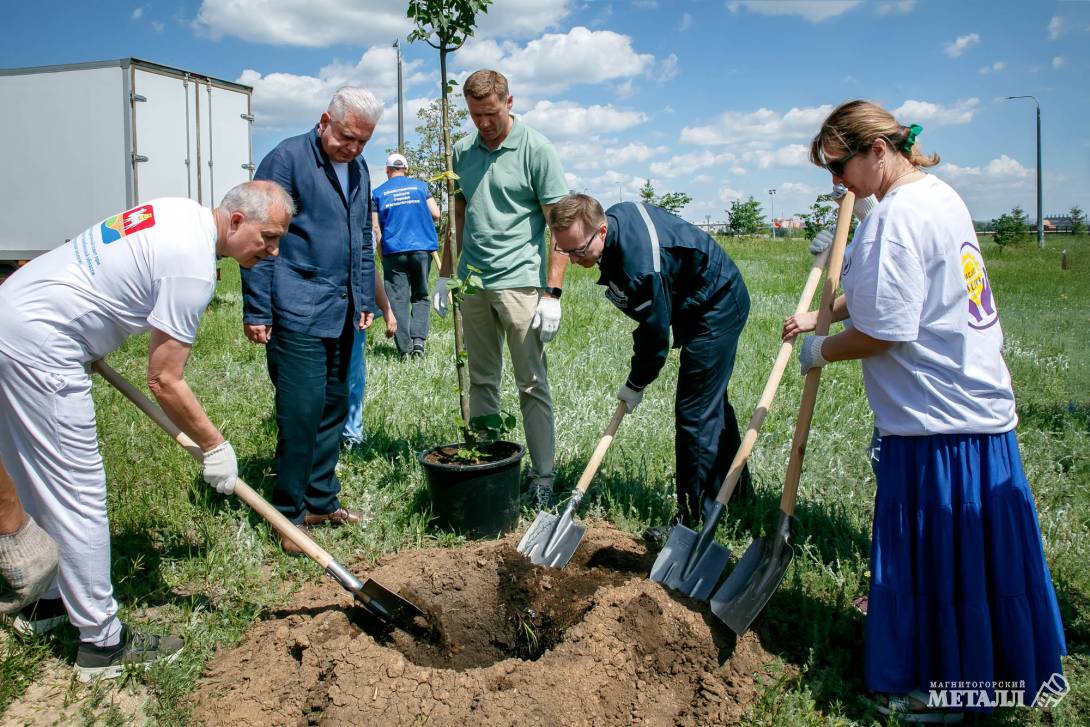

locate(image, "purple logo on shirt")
(961, 241), (998, 330)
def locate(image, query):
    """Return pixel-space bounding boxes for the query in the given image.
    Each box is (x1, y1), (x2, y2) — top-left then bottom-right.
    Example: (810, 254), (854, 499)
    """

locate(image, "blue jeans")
(266, 320), (353, 523)
(342, 325), (367, 445)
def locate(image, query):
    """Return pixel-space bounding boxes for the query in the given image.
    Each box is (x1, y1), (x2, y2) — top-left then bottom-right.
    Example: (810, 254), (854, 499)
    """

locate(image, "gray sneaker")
(75, 624), (183, 682)
(9, 597), (68, 636)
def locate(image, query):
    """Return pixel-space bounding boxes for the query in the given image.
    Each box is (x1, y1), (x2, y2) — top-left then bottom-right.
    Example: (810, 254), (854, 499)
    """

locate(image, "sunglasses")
(553, 227), (599, 258)
(822, 147), (860, 177)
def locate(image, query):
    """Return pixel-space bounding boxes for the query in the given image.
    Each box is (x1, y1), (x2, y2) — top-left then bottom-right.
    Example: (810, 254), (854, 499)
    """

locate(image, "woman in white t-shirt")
(784, 100), (1066, 721)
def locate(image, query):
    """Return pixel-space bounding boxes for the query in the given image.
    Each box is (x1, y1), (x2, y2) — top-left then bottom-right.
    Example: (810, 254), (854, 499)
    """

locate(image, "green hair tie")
(902, 124), (922, 152)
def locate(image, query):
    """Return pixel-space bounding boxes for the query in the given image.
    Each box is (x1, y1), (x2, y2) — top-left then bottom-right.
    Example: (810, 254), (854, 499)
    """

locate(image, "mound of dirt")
(190, 524), (780, 726)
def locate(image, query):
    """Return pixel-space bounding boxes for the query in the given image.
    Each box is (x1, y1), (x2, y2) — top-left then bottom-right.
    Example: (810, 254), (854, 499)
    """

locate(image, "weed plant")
(1, 236), (1086, 725)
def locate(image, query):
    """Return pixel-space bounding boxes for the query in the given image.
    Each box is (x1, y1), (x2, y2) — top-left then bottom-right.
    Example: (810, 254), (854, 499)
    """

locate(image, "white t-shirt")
(0, 198), (218, 372)
(840, 174), (1016, 436)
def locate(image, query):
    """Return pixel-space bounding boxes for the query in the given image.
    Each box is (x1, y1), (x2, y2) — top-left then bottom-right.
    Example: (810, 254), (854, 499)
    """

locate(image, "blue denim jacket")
(241, 127), (375, 338)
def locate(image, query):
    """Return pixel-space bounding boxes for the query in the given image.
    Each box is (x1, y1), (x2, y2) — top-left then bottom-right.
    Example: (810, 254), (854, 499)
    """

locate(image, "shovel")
(517, 401), (627, 567)
(710, 192), (854, 634)
(648, 241), (834, 601)
(90, 360), (428, 633)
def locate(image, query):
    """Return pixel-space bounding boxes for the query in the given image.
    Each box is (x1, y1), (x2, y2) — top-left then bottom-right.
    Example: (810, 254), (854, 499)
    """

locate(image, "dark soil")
(190, 524), (782, 726)
(423, 440), (522, 466)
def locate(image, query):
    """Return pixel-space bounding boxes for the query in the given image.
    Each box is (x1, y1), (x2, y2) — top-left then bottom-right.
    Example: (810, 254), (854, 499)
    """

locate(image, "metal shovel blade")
(352, 577), (427, 629)
(648, 524), (731, 601)
(710, 511), (795, 635)
(516, 501), (587, 568)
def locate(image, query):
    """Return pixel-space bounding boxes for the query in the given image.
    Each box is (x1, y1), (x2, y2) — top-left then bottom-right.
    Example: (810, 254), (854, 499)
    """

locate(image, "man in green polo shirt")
(434, 69), (569, 507)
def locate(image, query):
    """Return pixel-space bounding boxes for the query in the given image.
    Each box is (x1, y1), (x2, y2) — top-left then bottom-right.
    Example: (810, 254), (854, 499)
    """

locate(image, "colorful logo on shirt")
(100, 204), (156, 244)
(961, 241), (998, 330)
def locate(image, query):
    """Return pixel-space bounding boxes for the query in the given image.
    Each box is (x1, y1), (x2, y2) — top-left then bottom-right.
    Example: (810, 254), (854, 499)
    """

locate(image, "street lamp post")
(768, 188), (777, 239)
(1005, 95), (1043, 249)
(393, 39), (404, 154)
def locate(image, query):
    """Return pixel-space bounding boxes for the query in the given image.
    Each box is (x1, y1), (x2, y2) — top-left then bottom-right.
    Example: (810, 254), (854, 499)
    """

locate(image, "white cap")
(386, 153), (408, 169)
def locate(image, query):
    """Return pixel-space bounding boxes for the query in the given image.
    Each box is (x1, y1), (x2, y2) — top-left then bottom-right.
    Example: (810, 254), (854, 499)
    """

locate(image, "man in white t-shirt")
(0, 181), (292, 681)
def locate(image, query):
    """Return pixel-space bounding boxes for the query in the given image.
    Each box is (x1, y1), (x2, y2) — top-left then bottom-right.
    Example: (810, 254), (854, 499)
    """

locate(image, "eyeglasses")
(822, 147), (860, 177)
(553, 227), (599, 258)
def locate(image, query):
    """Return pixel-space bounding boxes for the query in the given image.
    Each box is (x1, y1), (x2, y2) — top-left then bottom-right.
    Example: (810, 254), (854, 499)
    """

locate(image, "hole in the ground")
(378, 542), (648, 671)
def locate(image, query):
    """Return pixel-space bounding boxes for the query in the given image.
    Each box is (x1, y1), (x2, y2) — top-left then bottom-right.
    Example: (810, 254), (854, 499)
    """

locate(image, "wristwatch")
(543, 286), (563, 299)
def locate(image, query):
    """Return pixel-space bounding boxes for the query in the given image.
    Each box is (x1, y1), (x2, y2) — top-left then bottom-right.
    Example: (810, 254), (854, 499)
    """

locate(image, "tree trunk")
(440, 48), (472, 443)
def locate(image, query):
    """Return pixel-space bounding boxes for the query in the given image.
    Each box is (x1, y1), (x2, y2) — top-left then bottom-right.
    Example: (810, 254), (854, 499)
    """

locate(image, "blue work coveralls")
(597, 202), (750, 525)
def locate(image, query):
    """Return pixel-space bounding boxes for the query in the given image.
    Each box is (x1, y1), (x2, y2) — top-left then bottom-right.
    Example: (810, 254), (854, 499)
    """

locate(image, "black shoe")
(643, 515), (688, 547)
(9, 597), (68, 636)
(411, 340), (425, 357)
(75, 624), (183, 682)
(642, 524), (673, 548)
(528, 482), (554, 510)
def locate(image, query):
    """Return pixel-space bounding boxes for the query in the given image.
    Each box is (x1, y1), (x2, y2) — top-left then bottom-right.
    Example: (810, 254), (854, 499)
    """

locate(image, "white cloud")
(935, 155), (1034, 215)
(614, 79), (636, 99)
(520, 100), (647, 138)
(893, 98), (979, 126)
(131, 6), (144, 20)
(718, 185), (746, 204)
(944, 33), (980, 58)
(654, 54), (679, 83)
(741, 144), (811, 169)
(1052, 56), (1065, 70)
(649, 150), (737, 178)
(678, 12), (693, 31)
(1048, 16), (1064, 40)
(979, 61), (1006, 75)
(239, 47), (428, 133)
(152, 20), (164, 33)
(727, 1), (862, 23)
(780, 181), (818, 195)
(875, 0), (916, 15)
(474, 0), (571, 40)
(455, 27), (654, 96)
(196, 0), (410, 47)
(680, 104), (833, 147)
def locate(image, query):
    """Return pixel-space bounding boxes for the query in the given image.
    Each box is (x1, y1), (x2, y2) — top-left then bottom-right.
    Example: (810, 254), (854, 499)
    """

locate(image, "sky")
(3, 0), (1088, 222)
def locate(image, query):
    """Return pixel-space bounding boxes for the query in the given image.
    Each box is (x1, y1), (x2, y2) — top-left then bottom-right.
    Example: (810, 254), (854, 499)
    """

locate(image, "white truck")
(0, 57), (254, 276)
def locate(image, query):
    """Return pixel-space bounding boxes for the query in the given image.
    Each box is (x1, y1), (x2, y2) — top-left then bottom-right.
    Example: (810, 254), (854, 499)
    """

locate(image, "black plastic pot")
(418, 441), (525, 539)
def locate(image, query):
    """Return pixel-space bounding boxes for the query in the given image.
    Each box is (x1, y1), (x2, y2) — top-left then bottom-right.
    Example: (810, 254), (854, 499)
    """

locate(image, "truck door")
(197, 82), (254, 206)
(131, 67), (192, 204)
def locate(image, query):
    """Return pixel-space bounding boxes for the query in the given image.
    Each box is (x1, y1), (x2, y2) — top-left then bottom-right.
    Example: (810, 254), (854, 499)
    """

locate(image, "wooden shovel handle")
(712, 244), (834, 506)
(90, 360), (334, 568)
(573, 401), (627, 497)
(780, 192), (854, 515)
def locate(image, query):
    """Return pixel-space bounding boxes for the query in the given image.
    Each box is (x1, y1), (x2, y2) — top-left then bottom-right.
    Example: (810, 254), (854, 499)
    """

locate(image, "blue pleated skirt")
(865, 430), (1067, 704)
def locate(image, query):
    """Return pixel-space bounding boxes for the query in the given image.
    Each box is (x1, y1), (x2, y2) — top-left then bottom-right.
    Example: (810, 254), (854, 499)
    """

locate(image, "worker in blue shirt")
(548, 194), (750, 537)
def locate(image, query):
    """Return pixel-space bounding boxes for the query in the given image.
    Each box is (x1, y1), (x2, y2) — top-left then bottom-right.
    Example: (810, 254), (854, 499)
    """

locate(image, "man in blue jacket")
(241, 87), (382, 553)
(548, 194), (751, 536)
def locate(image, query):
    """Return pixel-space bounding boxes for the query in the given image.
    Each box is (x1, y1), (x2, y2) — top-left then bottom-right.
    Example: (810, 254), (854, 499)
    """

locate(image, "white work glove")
(0, 515), (59, 616)
(798, 335), (829, 374)
(832, 184), (878, 221)
(432, 277), (450, 318)
(530, 296), (562, 343)
(202, 441), (238, 495)
(809, 227), (834, 255)
(617, 384), (644, 414)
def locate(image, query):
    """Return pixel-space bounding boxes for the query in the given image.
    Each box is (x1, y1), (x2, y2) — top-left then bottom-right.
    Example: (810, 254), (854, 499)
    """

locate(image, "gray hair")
(219, 181), (295, 222)
(327, 86), (384, 125)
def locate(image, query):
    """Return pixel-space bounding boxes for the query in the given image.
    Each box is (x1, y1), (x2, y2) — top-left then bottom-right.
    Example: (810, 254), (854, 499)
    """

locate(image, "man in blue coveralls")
(547, 193), (751, 540)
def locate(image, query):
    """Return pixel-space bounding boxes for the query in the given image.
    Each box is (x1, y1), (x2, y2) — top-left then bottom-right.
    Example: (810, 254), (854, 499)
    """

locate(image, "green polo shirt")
(453, 119), (568, 289)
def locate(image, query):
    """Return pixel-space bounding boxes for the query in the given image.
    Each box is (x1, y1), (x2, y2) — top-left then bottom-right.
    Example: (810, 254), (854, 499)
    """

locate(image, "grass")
(1, 234), (1087, 725)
